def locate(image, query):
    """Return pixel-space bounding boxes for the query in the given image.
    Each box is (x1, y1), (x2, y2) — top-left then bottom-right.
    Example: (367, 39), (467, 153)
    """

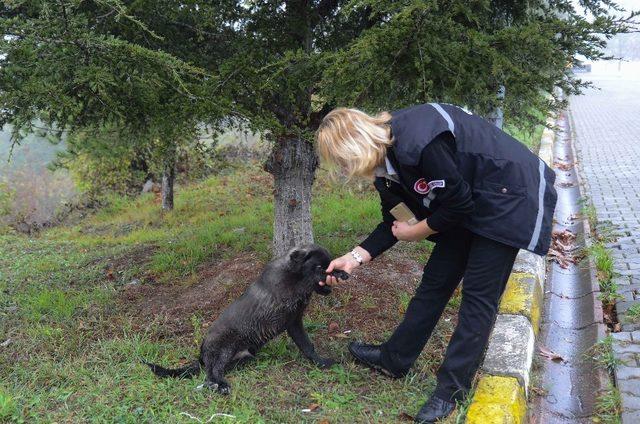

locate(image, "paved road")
(570, 68), (640, 423)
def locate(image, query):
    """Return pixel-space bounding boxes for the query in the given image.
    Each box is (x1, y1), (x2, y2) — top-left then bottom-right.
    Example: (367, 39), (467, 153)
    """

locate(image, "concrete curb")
(466, 124), (554, 423)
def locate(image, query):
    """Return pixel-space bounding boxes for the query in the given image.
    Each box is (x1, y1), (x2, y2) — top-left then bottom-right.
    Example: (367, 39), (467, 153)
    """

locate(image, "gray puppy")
(145, 243), (348, 394)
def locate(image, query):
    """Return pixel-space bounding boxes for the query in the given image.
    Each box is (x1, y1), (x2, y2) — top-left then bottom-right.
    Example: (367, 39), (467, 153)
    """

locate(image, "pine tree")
(3, 0), (635, 255)
(0, 0), (234, 210)
(321, 0), (638, 128)
(220, 1), (375, 256)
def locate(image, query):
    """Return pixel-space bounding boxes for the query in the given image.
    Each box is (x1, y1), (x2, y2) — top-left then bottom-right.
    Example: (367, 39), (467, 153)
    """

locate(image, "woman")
(316, 103), (556, 423)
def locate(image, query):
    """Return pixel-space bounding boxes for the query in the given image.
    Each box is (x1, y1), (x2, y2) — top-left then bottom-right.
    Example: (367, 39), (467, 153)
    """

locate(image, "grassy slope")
(0, 164), (453, 423)
(0, 125), (541, 423)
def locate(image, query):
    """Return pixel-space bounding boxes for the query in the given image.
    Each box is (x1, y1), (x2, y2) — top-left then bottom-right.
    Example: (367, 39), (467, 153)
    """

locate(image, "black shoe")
(348, 341), (405, 379)
(414, 395), (456, 423)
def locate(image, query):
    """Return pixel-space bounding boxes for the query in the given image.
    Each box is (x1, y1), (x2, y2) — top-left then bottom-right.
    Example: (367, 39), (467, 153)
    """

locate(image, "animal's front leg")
(202, 347), (234, 395)
(287, 315), (336, 369)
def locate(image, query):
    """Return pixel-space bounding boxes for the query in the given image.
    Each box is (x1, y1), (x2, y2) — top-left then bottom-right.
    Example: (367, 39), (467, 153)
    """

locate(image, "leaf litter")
(548, 229), (582, 268)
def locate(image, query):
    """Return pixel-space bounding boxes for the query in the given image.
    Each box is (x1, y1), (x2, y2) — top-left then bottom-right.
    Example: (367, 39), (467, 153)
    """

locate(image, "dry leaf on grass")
(301, 403), (320, 413)
(331, 333), (349, 338)
(398, 412), (415, 421)
(327, 322), (350, 338)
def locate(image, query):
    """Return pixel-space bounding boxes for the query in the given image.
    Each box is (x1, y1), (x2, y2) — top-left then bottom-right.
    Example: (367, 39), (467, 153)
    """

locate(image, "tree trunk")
(265, 137), (318, 258)
(487, 85), (506, 129)
(161, 157), (175, 211)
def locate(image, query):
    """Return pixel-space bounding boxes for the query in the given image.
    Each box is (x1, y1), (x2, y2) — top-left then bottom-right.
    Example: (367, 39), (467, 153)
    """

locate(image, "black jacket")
(360, 103), (557, 258)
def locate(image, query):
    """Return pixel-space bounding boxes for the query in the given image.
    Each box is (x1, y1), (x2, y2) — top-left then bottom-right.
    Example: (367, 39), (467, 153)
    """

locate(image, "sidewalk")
(570, 71), (640, 422)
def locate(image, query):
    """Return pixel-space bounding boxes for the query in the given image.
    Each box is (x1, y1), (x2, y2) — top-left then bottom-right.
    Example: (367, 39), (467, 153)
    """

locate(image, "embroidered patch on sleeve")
(414, 178), (446, 194)
(427, 180), (445, 191)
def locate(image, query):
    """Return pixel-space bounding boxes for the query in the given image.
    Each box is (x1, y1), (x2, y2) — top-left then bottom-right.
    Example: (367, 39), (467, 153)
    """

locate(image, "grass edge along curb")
(465, 118), (554, 423)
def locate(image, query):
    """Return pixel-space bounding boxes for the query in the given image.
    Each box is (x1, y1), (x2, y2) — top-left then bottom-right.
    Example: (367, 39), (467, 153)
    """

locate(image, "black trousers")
(380, 226), (519, 401)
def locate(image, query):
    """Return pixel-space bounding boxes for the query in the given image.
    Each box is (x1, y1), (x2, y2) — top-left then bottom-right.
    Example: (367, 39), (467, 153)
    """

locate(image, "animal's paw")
(216, 382), (231, 395)
(201, 380), (232, 395)
(315, 357), (337, 369)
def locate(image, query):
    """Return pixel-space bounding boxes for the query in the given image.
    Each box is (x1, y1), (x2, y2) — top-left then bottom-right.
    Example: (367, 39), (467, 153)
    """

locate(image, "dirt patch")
(119, 252), (263, 338)
(100, 244), (158, 287)
(118, 248), (458, 349)
(312, 250), (426, 340)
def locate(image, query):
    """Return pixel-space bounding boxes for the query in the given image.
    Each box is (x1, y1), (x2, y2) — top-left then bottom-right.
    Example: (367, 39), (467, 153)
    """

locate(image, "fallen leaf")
(331, 333), (349, 339)
(539, 346), (564, 362)
(548, 230), (579, 268)
(398, 412), (414, 421)
(554, 161), (574, 171)
(301, 403), (320, 413)
(319, 420), (330, 424)
(530, 385), (547, 396)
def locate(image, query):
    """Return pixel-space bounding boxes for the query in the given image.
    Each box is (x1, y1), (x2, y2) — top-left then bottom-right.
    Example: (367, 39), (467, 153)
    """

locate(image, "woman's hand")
(392, 220), (432, 242)
(321, 247), (371, 286)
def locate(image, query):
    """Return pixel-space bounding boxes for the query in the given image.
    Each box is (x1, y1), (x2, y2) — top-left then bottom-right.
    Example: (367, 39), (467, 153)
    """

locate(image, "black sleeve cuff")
(426, 215), (447, 233)
(359, 222), (398, 259)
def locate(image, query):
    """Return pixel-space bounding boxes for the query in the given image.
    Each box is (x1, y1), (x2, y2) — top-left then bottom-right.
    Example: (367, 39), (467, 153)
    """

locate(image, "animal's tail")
(143, 359), (201, 379)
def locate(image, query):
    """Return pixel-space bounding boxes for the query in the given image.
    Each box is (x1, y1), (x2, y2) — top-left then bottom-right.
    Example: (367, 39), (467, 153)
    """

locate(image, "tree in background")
(2, 0), (636, 255)
(224, 0), (636, 255)
(0, 0), (233, 210)
(321, 0), (638, 129)
(53, 123), (223, 203)
(1, 0), (360, 254)
(224, 0), (375, 256)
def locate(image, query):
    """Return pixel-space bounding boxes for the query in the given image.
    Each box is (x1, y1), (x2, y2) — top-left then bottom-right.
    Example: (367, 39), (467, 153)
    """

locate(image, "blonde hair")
(316, 108), (393, 178)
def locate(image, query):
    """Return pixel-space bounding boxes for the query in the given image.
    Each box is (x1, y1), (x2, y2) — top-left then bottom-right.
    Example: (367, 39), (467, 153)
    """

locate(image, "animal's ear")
(289, 248), (312, 263)
(288, 247), (313, 272)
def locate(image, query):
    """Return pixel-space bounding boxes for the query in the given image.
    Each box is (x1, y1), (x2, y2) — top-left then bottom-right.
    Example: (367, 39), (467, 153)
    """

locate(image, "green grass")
(589, 241), (621, 307)
(1, 163), (455, 423)
(581, 199), (622, 424)
(594, 383), (622, 424)
(398, 291), (412, 314)
(588, 336), (620, 374)
(626, 304), (640, 323)
(505, 123), (545, 152)
(590, 244), (614, 281)
(0, 388), (17, 422)
(587, 337), (622, 424)
(581, 202), (598, 233)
